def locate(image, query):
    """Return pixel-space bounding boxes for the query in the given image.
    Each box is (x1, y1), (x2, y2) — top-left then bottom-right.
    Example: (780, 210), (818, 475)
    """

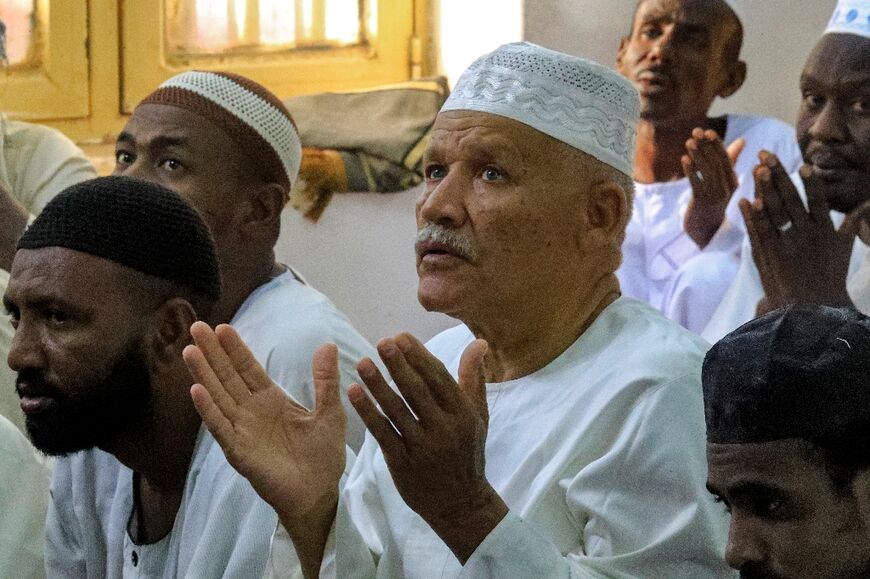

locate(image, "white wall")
(275, 187), (455, 344)
(524, 0), (834, 124)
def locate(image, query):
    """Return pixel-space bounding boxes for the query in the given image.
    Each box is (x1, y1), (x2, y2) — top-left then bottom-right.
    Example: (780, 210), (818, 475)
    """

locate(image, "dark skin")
(617, 0), (747, 247)
(114, 104), (288, 325)
(707, 439), (870, 578)
(4, 247), (203, 543)
(741, 34), (870, 314)
(182, 111), (632, 577)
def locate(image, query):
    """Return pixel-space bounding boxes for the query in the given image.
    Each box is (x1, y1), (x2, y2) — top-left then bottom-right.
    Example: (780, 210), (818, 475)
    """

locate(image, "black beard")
(17, 338), (153, 456)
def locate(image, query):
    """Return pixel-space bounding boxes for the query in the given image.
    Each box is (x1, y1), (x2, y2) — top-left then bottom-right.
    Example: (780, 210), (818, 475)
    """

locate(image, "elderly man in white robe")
(184, 42), (733, 578)
(702, 0), (870, 342)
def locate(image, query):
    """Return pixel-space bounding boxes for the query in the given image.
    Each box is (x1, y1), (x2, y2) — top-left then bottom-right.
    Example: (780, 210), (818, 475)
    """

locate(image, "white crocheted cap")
(825, 0), (870, 38)
(442, 42), (639, 176)
(145, 71), (302, 188)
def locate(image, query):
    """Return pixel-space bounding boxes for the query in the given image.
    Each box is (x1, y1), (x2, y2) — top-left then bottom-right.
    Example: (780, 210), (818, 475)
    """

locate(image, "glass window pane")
(0, 0), (37, 67)
(165, 0), (375, 58)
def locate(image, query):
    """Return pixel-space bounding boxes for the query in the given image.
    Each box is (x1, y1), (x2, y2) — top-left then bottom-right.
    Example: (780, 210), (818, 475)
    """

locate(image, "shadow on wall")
(276, 185), (456, 345)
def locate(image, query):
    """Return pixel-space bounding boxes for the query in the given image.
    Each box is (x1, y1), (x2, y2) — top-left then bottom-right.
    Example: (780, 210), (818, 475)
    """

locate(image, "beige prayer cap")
(825, 0), (870, 38)
(441, 42), (639, 177)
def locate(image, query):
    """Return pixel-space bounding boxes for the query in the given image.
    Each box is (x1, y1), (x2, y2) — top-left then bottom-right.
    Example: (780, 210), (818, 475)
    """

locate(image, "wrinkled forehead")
(427, 110), (581, 165)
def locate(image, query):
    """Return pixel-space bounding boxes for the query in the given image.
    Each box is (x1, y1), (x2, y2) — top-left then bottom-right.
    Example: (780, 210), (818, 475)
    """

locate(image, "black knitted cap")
(17, 176), (221, 301)
(703, 304), (870, 444)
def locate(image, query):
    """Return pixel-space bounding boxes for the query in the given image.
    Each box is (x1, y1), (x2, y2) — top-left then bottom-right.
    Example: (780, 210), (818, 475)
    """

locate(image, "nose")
(648, 30), (674, 64)
(7, 319), (46, 373)
(416, 170), (467, 229)
(724, 513), (767, 571)
(808, 100), (847, 145)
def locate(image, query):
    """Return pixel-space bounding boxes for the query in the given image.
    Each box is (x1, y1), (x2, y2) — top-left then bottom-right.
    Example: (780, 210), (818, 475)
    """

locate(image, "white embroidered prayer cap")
(441, 42), (639, 177)
(140, 71), (303, 190)
(825, 0), (870, 38)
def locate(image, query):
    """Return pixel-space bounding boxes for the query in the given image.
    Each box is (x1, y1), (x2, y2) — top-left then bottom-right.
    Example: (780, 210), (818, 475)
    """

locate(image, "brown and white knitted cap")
(139, 71), (302, 192)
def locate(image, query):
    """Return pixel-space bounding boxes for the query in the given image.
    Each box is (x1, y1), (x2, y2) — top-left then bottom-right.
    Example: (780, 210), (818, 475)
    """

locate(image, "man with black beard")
(4, 176), (291, 577)
(705, 305), (870, 579)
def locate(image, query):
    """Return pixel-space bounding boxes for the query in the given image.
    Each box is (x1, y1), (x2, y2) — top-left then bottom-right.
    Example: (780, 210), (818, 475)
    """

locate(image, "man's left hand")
(741, 152), (870, 314)
(348, 333), (508, 564)
(683, 129), (745, 248)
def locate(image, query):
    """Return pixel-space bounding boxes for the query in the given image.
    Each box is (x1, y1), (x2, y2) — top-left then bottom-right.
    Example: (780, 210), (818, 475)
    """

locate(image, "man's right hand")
(184, 322), (347, 578)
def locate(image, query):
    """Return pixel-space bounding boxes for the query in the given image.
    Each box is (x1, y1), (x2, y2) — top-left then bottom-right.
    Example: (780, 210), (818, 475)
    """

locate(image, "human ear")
(616, 36), (629, 72)
(586, 180), (629, 240)
(718, 60), (747, 99)
(147, 298), (199, 365)
(248, 182), (287, 227)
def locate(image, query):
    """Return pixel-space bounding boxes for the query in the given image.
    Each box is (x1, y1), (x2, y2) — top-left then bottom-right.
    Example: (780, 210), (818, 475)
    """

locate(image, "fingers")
(801, 164), (834, 227)
(457, 339), (489, 422)
(188, 322), (254, 407)
(215, 324), (278, 395)
(726, 137), (746, 166)
(740, 197), (778, 293)
(684, 129), (738, 206)
(755, 157), (788, 231)
(376, 336), (443, 423)
(311, 343), (344, 416)
(840, 199), (870, 240)
(393, 333), (458, 410)
(190, 383), (238, 455)
(348, 382), (405, 458)
(357, 355), (421, 436)
(761, 151), (808, 226)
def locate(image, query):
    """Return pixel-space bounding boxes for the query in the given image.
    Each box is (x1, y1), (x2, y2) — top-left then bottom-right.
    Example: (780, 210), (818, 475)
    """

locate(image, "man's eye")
(803, 93), (824, 109)
(640, 25), (661, 40)
(115, 151), (134, 165)
(712, 496), (732, 514)
(852, 98), (870, 114)
(44, 309), (67, 325)
(481, 167), (503, 182)
(160, 159), (182, 171)
(425, 165), (447, 180)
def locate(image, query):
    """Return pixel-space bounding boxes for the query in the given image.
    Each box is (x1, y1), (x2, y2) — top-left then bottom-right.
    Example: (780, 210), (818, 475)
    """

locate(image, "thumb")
(458, 339), (489, 421)
(726, 137), (746, 166)
(839, 199), (870, 242)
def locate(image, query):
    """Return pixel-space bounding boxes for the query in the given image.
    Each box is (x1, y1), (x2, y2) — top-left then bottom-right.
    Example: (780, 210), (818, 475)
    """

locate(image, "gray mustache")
(416, 224), (477, 261)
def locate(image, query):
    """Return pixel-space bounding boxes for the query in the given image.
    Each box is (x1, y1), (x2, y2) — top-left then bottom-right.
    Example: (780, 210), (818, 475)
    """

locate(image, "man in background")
(616, 0), (802, 332)
(114, 71), (375, 451)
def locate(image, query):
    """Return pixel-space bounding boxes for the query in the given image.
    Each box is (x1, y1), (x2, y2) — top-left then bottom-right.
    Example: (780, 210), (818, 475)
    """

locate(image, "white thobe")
(269, 298), (734, 578)
(0, 414), (50, 579)
(702, 188), (869, 344)
(230, 269), (378, 452)
(46, 426), (288, 578)
(618, 114), (802, 332)
(0, 116), (96, 433)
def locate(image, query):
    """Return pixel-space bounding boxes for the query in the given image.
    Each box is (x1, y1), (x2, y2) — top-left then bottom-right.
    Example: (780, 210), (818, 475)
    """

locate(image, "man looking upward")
(185, 42), (733, 578)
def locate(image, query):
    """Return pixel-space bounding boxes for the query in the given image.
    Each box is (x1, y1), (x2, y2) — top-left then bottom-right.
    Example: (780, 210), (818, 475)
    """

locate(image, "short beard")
(18, 338), (153, 456)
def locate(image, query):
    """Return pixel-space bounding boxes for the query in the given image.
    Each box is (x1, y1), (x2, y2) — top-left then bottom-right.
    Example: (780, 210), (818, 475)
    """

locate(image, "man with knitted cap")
(4, 176), (294, 577)
(703, 0), (870, 342)
(114, 70), (374, 452)
(183, 43), (732, 578)
(615, 0), (803, 333)
(705, 305), (870, 577)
